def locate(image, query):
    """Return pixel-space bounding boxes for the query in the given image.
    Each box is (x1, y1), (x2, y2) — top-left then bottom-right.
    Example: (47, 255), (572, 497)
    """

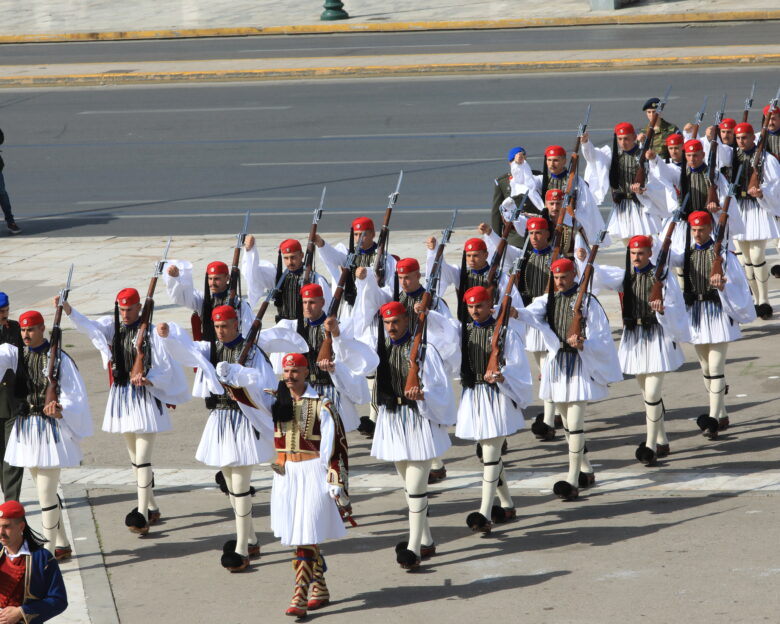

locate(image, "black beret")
(642, 97), (660, 111)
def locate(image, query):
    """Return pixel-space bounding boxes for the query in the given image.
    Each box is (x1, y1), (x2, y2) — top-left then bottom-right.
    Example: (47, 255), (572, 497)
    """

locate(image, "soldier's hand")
(575, 247), (587, 261)
(323, 316), (340, 336)
(649, 299), (664, 313)
(581, 131), (589, 144)
(404, 386), (424, 401)
(710, 274), (727, 291)
(707, 201), (721, 213)
(636, 132), (646, 144)
(630, 182), (646, 195)
(316, 358), (335, 373)
(0, 605), (25, 624)
(413, 302), (426, 315)
(355, 267), (368, 281)
(216, 361), (231, 379)
(244, 234), (255, 251)
(313, 234), (325, 248)
(748, 186), (763, 199)
(645, 149), (656, 161)
(43, 401), (62, 418)
(156, 322), (170, 338)
(683, 123), (694, 135)
(705, 125), (717, 140)
(478, 223), (492, 236)
(509, 306), (518, 319)
(426, 236), (437, 250)
(566, 334), (584, 350)
(167, 264), (180, 278)
(484, 370), (504, 384)
(130, 373), (152, 387)
(53, 296), (72, 316)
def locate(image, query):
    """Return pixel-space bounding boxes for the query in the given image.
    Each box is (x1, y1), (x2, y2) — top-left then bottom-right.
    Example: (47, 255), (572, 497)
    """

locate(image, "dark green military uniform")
(0, 319), (24, 501)
(491, 173), (525, 248)
(641, 118), (681, 161)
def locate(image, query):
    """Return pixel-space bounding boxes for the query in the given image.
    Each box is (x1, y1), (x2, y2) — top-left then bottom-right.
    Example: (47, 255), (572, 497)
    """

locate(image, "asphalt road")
(0, 66), (777, 237)
(0, 22), (776, 65)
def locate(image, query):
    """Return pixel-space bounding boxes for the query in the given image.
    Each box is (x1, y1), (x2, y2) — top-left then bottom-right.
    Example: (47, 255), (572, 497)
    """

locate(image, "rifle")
(374, 171), (403, 288)
(567, 225), (609, 344)
(227, 211), (250, 308)
(484, 256), (523, 381)
(550, 104), (591, 265)
(486, 194), (527, 303)
(649, 193), (690, 306)
(45, 264), (74, 408)
(748, 86), (780, 192)
(317, 231), (367, 364)
(710, 163), (744, 282)
(690, 96), (708, 140)
(743, 81), (756, 124)
(130, 238), (172, 379)
(302, 188), (326, 285)
(706, 95), (727, 208)
(405, 210), (458, 394)
(635, 85), (671, 188)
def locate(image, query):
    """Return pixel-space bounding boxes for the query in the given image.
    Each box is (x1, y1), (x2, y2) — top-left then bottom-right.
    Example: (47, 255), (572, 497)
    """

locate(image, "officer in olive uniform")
(0, 292), (24, 501)
(491, 147), (537, 248)
(640, 97), (681, 161)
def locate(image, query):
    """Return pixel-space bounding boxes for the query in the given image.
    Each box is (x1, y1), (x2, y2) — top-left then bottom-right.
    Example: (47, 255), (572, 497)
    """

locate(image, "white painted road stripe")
(321, 128), (616, 138)
(241, 158), (498, 166)
(77, 197), (312, 204)
(458, 96), (681, 105)
(27, 208), (490, 220)
(77, 105), (291, 114)
(240, 44), (473, 52)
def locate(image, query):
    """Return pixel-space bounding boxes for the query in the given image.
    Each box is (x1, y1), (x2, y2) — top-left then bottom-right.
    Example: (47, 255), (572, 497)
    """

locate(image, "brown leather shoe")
(54, 546), (72, 561)
(718, 417), (730, 431)
(656, 443), (670, 458)
(248, 543), (261, 559)
(428, 467), (447, 484)
(578, 472), (596, 489)
(147, 509), (161, 525)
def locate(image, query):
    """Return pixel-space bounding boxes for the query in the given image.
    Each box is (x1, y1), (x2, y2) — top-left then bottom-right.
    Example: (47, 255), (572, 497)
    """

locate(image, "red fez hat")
(545, 188), (564, 202)
(527, 217), (549, 231)
(300, 283), (324, 298)
(0, 500), (25, 519)
(720, 118), (737, 130)
(464, 238), (487, 252)
(684, 139), (703, 153)
(665, 133), (684, 147)
(396, 258), (420, 275)
(116, 288), (140, 306)
(282, 353), (308, 368)
(207, 261), (229, 276)
(545, 145), (566, 158)
(379, 301), (406, 319)
(550, 258), (575, 274)
(279, 239), (302, 254)
(614, 122), (635, 136)
(352, 217), (374, 232)
(734, 122), (754, 135)
(211, 305), (237, 322)
(764, 104), (780, 116)
(688, 211), (712, 226)
(19, 310), (44, 328)
(629, 235), (653, 249)
(463, 286), (490, 304)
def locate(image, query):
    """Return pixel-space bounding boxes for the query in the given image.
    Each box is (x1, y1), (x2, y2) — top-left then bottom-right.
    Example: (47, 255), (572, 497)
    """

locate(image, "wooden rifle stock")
(634, 109), (659, 188)
(485, 218), (514, 302)
(237, 299), (272, 365)
(374, 171), (402, 288)
(484, 270), (520, 381)
(317, 266), (350, 364)
(748, 121), (770, 192)
(302, 221), (319, 285)
(649, 222), (678, 306)
(130, 276), (158, 379)
(227, 245), (242, 308)
(404, 290), (433, 395)
(44, 306), (64, 407)
(567, 242), (601, 343)
(709, 206), (730, 282)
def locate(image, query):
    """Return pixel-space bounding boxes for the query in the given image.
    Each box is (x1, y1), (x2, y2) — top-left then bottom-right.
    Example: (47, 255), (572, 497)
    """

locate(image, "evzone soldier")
(766, 103), (780, 278)
(364, 301), (456, 570)
(267, 353), (348, 618)
(156, 305), (285, 572)
(582, 124), (669, 244)
(647, 133), (685, 193)
(63, 289), (190, 535)
(273, 282), (377, 434)
(240, 235), (332, 322)
(584, 235), (690, 465)
(729, 122), (780, 320)
(670, 211), (755, 439)
(518, 258), (622, 500)
(164, 254), (254, 338)
(0, 292), (24, 502)
(0, 310), (92, 560)
(457, 286), (532, 533)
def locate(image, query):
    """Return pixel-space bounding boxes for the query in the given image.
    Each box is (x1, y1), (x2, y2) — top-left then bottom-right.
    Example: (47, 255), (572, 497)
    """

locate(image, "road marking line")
(77, 105), (291, 114)
(241, 158), (498, 166)
(459, 96), (681, 105)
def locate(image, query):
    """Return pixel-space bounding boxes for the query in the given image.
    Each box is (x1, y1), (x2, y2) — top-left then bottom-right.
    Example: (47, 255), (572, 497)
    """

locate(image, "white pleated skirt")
(686, 301), (741, 344)
(271, 457), (346, 546)
(314, 383), (359, 433)
(6, 415), (82, 468)
(196, 408), (273, 467)
(608, 199), (662, 240)
(619, 323), (685, 375)
(371, 404), (451, 462)
(540, 350), (608, 403)
(733, 198), (780, 241)
(456, 384), (523, 441)
(525, 326), (547, 353)
(103, 383), (171, 434)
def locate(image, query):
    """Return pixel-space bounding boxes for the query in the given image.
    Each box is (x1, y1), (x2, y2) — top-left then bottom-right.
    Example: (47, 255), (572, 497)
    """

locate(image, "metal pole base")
(321, 1), (349, 20)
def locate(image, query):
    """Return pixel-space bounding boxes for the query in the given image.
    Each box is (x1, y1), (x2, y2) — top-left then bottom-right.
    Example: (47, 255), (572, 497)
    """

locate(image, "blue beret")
(642, 97), (660, 111)
(0, 292), (8, 308)
(507, 146), (525, 161)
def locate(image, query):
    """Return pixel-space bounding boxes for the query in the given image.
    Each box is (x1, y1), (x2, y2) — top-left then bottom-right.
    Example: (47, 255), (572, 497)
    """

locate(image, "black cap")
(642, 97), (660, 111)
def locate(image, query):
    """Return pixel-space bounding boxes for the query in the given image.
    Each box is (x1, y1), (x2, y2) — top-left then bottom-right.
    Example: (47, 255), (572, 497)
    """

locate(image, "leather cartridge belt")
(612, 190), (639, 204)
(557, 342), (579, 353)
(276, 450), (319, 465)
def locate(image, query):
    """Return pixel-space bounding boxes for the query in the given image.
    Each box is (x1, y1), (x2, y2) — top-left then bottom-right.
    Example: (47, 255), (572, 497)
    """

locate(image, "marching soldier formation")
(1, 87), (780, 618)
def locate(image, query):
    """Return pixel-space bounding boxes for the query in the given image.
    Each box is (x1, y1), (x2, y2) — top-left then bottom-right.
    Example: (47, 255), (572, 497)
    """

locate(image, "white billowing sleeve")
(589, 263), (624, 294)
(268, 320), (298, 375)
(332, 331), (379, 378)
(720, 250), (757, 325)
(426, 248), (460, 298)
(509, 160), (535, 190)
(426, 308), (461, 374)
(484, 229), (522, 266)
(66, 306), (114, 369)
(637, 175), (672, 222)
(314, 272), (334, 310)
(353, 267), (390, 334)
(240, 245), (276, 309)
(161, 323), (223, 396)
(217, 357), (277, 423)
(146, 329), (192, 406)
(317, 242), (348, 285)
(329, 361), (371, 406)
(258, 325), (308, 355)
(58, 353), (93, 440)
(415, 344), (457, 427)
(0, 344), (18, 377)
(318, 402), (335, 475)
(162, 260), (203, 313)
(650, 156), (682, 191)
(496, 320), (533, 408)
(579, 296), (623, 386)
(657, 272), (691, 343)
(758, 154), (780, 218)
(582, 141), (612, 205)
(574, 177), (608, 246)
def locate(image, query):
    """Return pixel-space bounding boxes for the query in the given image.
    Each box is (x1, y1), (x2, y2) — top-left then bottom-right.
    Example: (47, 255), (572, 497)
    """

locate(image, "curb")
(0, 10), (779, 44)
(2, 53), (779, 87)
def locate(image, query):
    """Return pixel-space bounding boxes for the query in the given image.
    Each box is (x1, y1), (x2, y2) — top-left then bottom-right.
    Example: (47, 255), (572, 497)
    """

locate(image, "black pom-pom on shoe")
(396, 548), (421, 570)
(466, 512), (492, 534)
(223, 539), (238, 554)
(635, 442), (657, 467)
(697, 414), (719, 439)
(491, 505), (517, 524)
(221, 550), (249, 572)
(553, 480), (579, 501)
(124, 508), (149, 535)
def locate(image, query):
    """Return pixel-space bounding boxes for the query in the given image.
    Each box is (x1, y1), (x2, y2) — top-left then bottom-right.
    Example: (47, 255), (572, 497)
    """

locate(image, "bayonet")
(746, 81), (756, 112)
(388, 170), (403, 207)
(578, 104), (592, 137)
(314, 187), (326, 224)
(694, 96), (708, 126)
(657, 85), (672, 114)
(715, 94), (727, 125)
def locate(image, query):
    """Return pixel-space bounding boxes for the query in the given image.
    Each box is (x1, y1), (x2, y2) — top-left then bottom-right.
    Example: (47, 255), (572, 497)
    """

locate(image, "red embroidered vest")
(0, 552), (26, 608)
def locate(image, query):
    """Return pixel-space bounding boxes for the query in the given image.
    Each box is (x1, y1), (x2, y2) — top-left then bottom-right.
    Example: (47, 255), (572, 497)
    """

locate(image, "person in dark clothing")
(0, 293), (24, 501)
(0, 129), (21, 235)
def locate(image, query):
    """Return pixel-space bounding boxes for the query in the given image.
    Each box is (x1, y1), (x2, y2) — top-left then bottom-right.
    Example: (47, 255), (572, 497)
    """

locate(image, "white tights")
(559, 402), (591, 487)
(532, 351), (558, 427)
(735, 240), (769, 305)
(636, 373), (668, 450)
(395, 460), (432, 556)
(478, 437), (513, 517)
(30, 467), (68, 549)
(693, 343), (728, 420)
(123, 432), (157, 518)
(222, 465), (256, 557)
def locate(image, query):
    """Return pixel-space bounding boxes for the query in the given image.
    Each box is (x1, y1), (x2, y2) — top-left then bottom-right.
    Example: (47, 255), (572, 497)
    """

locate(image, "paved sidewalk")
(3, 0), (780, 41)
